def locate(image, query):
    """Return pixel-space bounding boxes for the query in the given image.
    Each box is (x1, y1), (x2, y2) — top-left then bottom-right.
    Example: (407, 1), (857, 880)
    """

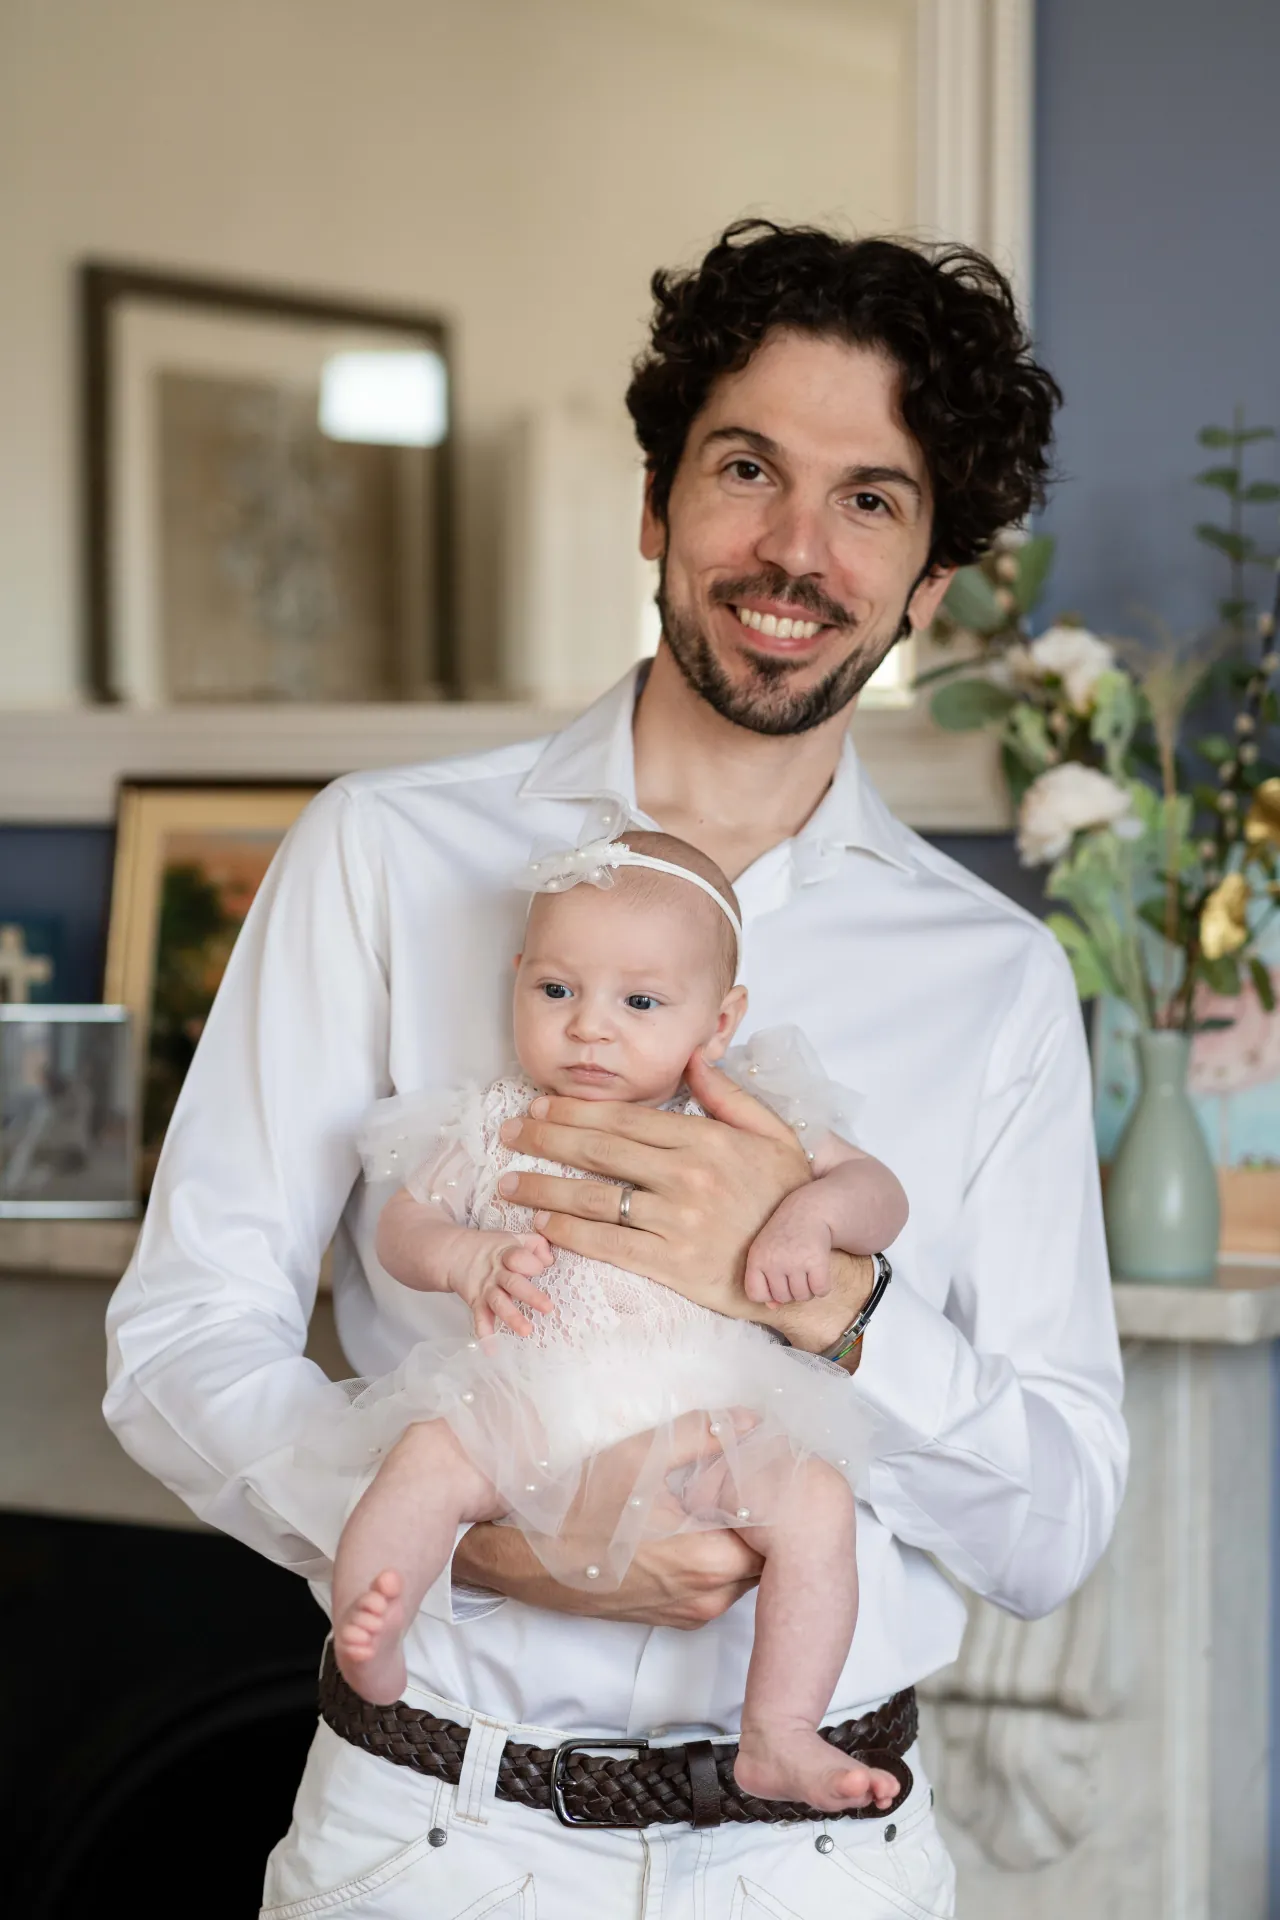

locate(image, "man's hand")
(495, 1049), (876, 1355)
(495, 1050), (815, 1320)
(453, 1408), (766, 1627)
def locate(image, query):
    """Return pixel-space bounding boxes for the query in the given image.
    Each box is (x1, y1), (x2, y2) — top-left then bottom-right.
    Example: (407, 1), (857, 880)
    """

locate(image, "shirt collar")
(518, 664), (917, 878)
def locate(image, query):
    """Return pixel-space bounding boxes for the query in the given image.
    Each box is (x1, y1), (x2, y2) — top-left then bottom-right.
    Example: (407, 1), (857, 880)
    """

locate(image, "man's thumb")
(685, 1048), (796, 1141)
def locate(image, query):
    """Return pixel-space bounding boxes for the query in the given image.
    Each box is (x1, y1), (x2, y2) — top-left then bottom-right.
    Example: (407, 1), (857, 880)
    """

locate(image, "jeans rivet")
(815, 1834), (834, 1854)
(884, 1822), (897, 1843)
(428, 1828), (448, 1848)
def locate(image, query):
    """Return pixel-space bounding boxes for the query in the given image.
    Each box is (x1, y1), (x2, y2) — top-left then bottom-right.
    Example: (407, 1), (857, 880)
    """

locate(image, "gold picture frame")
(104, 782), (319, 1178)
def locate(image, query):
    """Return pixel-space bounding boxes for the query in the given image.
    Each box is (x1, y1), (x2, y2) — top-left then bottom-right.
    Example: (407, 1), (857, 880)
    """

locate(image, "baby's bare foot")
(735, 1728), (902, 1815)
(334, 1568), (409, 1705)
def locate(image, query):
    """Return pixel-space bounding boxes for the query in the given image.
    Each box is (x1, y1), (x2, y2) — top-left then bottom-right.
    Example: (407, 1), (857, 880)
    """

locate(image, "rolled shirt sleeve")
(852, 936), (1128, 1620)
(103, 782), (497, 1623)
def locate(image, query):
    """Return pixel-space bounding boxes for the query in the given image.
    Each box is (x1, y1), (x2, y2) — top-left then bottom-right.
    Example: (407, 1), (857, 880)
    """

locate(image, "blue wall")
(1036, 0), (1280, 637)
(1036, 3), (1280, 1904)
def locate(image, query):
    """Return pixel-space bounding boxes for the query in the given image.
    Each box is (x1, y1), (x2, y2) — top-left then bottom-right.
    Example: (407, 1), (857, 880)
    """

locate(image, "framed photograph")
(1094, 917), (1280, 1260)
(0, 1007), (136, 1219)
(82, 261), (455, 704)
(104, 782), (319, 1179)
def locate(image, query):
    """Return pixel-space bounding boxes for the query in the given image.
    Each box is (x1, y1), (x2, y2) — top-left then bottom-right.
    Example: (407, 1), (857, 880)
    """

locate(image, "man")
(106, 221), (1126, 1918)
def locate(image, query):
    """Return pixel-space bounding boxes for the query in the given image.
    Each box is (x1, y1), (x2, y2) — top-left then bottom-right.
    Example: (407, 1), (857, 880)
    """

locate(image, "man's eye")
(727, 459), (765, 483)
(626, 994), (658, 1011)
(852, 491), (887, 514)
(541, 982), (570, 1000)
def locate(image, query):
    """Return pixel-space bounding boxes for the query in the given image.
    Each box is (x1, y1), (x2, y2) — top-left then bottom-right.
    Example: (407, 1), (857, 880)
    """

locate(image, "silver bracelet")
(817, 1253), (893, 1364)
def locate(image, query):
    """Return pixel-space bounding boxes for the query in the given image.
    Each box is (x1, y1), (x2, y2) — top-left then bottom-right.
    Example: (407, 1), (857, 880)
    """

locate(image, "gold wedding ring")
(617, 1183), (635, 1226)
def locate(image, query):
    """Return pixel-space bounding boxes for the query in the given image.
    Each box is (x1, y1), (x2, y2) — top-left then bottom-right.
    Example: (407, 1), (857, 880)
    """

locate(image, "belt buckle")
(550, 1737), (650, 1827)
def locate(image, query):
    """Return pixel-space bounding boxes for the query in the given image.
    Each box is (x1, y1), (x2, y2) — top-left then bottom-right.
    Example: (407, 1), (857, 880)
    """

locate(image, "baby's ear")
(513, 952), (522, 971)
(703, 984), (748, 1061)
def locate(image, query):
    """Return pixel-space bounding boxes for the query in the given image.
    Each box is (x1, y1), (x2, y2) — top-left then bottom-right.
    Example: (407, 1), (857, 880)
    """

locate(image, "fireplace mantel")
(0, 699), (1010, 830)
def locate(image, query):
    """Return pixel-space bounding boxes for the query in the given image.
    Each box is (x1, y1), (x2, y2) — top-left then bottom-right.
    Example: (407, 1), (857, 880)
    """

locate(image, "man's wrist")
(765, 1252), (877, 1353)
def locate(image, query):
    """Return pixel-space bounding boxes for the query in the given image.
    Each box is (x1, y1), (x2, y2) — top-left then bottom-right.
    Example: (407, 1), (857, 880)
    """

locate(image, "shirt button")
(814, 1834), (834, 1854)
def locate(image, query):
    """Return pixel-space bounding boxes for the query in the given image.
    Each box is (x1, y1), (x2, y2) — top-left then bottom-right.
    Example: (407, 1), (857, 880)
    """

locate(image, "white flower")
(1026, 625), (1116, 712)
(1017, 763), (1134, 866)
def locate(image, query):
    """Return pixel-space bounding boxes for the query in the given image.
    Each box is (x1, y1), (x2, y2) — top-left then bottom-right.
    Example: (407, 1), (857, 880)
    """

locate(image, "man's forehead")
(693, 329), (925, 485)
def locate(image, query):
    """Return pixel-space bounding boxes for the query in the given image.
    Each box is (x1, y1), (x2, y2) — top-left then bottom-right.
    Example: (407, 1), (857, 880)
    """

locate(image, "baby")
(329, 826), (908, 1814)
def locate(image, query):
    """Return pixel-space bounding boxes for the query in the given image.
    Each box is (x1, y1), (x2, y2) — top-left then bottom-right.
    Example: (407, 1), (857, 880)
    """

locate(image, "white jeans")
(260, 1703), (955, 1920)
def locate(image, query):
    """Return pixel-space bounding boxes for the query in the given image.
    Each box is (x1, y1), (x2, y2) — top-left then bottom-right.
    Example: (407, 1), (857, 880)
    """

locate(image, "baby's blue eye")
(626, 994), (658, 1012)
(542, 982), (570, 1000)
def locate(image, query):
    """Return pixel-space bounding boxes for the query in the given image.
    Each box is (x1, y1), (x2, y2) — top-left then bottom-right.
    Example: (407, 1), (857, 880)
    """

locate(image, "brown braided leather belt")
(319, 1645), (916, 1828)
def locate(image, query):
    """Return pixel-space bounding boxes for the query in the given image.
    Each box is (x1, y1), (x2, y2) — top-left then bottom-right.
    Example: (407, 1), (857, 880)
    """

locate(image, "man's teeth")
(735, 607), (822, 641)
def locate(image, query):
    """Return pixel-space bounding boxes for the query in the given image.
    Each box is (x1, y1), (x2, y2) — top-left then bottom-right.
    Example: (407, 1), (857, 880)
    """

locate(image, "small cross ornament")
(0, 924), (53, 1004)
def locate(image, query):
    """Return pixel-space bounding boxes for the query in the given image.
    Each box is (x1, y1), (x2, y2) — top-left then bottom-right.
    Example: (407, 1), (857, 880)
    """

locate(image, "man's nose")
(753, 486), (831, 586)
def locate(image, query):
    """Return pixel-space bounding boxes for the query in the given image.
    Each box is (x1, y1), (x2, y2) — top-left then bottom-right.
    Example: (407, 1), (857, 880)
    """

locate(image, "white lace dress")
(335, 1027), (871, 1589)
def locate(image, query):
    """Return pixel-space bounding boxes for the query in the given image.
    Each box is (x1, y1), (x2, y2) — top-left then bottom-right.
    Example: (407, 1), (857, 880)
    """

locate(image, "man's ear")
(906, 563), (956, 633)
(702, 984), (749, 1061)
(639, 470), (666, 563)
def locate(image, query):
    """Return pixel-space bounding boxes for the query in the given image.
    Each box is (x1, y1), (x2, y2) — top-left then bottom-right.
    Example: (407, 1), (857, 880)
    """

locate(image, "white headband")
(518, 795), (743, 961)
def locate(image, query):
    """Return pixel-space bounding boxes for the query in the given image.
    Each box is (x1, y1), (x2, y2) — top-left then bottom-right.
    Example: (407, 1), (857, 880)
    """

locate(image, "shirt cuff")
(421, 1523), (508, 1625)
(850, 1265), (962, 1455)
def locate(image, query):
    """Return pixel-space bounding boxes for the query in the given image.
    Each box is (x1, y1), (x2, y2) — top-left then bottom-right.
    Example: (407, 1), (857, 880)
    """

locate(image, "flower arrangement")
(923, 418), (1280, 1033)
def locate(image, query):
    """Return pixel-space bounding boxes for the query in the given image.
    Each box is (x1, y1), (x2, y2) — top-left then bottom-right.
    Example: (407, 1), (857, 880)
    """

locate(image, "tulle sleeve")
(356, 1083), (486, 1223)
(718, 1025), (864, 1146)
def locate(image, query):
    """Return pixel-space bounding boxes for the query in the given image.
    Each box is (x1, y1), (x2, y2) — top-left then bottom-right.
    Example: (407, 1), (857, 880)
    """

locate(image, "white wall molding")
(913, 0), (1035, 313)
(0, 699), (1009, 832)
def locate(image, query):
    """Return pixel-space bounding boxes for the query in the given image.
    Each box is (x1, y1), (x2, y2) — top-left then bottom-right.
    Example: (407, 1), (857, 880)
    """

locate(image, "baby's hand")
(744, 1203), (833, 1306)
(453, 1230), (555, 1339)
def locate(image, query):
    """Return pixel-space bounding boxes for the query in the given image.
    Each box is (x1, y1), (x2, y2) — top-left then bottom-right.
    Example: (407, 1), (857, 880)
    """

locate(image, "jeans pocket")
(824, 1804), (956, 1919)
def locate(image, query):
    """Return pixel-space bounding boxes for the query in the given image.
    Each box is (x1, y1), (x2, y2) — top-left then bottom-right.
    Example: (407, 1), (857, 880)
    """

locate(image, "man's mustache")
(708, 571), (853, 630)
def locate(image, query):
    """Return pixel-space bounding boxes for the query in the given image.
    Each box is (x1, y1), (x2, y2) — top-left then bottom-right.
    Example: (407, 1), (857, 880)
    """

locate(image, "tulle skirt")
(317, 1317), (870, 1590)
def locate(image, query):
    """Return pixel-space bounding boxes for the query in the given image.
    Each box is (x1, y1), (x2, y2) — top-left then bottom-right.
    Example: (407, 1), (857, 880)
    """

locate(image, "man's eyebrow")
(701, 428), (923, 505)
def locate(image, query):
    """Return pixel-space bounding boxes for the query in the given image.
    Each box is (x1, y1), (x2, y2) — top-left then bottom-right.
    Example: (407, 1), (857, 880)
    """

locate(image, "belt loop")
(455, 1714), (508, 1827)
(685, 1740), (723, 1828)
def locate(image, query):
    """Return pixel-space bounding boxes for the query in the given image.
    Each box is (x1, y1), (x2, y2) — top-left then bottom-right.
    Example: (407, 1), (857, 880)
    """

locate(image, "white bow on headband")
(517, 794), (744, 959)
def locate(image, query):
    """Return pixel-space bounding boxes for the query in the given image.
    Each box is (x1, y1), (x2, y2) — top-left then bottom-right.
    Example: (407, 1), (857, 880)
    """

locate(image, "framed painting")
(0, 1006), (136, 1219)
(82, 262), (455, 705)
(104, 782), (319, 1180)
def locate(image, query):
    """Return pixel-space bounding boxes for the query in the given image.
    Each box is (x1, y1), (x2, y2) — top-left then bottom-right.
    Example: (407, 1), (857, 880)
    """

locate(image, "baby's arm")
(744, 1134), (907, 1306)
(375, 1188), (554, 1338)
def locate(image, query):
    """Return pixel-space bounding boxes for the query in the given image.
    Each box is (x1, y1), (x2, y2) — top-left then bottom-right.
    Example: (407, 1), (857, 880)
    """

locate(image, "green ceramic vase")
(1104, 1030), (1220, 1285)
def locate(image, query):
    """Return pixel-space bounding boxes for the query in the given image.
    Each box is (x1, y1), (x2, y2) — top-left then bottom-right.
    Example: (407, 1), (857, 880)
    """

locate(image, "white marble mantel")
(923, 1260), (1280, 1920)
(3, 1230), (1277, 1916)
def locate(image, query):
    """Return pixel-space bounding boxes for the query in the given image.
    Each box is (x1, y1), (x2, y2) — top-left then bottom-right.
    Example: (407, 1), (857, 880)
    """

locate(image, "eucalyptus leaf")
(1195, 524), (1256, 561)
(1251, 956), (1277, 1013)
(1044, 914), (1113, 1000)
(1197, 427), (1238, 447)
(929, 677), (1016, 731)
(1005, 701), (1056, 772)
(1200, 954), (1243, 996)
(1012, 535), (1055, 613)
(1243, 481), (1280, 503)
(1236, 427), (1277, 443)
(1090, 671), (1139, 777)
(941, 566), (1007, 636)
(1195, 465), (1240, 493)
(1196, 734), (1235, 764)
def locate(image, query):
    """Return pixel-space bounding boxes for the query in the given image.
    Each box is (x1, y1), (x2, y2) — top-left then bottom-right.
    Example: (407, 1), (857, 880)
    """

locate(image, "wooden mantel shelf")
(4, 1220), (1278, 1344)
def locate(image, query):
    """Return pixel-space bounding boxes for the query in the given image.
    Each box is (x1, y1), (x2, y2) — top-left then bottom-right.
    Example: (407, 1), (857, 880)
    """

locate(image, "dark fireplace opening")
(1, 1510), (328, 1919)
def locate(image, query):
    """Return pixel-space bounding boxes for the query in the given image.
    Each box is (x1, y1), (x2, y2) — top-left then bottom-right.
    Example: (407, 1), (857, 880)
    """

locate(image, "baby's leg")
(332, 1418), (504, 1705)
(734, 1459), (902, 1815)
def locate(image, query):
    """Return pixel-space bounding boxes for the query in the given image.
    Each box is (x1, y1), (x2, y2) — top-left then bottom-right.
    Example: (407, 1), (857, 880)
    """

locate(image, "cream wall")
(0, 0), (916, 706)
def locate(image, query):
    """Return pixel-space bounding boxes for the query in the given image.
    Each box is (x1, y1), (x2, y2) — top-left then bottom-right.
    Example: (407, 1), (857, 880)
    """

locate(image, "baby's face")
(513, 882), (743, 1104)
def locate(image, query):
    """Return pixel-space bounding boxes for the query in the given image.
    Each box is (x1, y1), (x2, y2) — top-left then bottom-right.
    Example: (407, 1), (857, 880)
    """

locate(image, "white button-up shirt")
(105, 667), (1127, 1737)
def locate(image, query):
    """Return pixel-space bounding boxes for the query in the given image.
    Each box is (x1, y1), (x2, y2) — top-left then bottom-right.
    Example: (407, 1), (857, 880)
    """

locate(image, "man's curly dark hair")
(626, 219), (1061, 571)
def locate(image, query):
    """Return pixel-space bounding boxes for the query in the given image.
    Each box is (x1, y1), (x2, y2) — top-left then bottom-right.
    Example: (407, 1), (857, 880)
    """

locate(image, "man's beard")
(655, 563), (912, 738)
